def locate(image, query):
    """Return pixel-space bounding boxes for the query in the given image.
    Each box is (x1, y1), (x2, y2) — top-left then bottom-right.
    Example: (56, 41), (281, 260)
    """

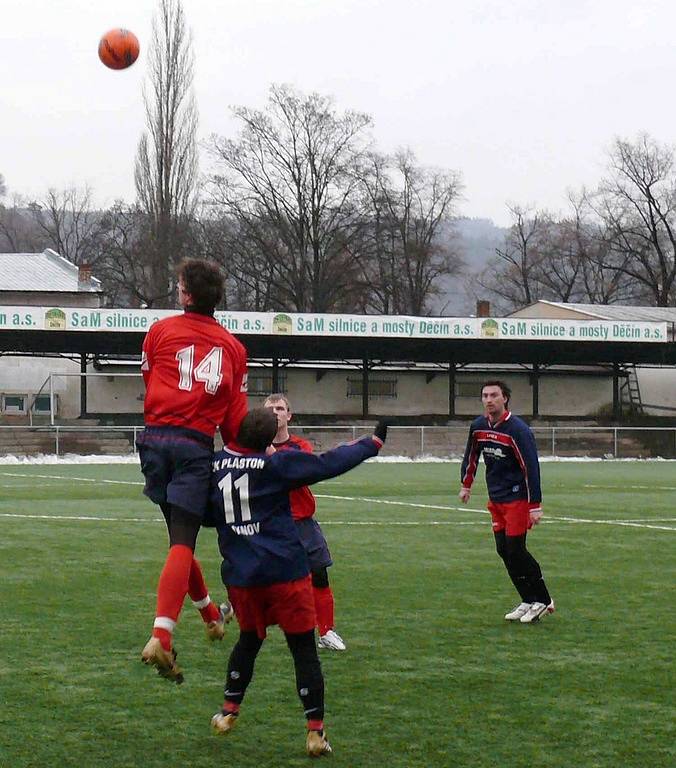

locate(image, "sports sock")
(286, 630), (325, 722)
(152, 544), (194, 650)
(188, 556), (221, 624)
(313, 586), (334, 637)
(224, 631), (263, 708)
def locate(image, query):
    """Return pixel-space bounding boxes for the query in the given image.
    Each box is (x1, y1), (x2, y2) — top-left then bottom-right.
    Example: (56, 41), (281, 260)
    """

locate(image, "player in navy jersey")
(264, 394), (346, 651)
(459, 380), (554, 624)
(208, 408), (387, 757)
(137, 259), (248, 683)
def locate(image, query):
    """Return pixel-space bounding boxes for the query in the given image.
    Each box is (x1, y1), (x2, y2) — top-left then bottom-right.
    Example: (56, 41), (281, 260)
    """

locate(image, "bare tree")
(25, 186), (107, 267)
(359, 149), (463, 315)
(592, 134), (676, 306)
(0, 194), (47, 252)
(135, 0), (198, 307)
(0, 174), (6, 199)
(474, 205), (550, 310)
(206, 84), (372, 312)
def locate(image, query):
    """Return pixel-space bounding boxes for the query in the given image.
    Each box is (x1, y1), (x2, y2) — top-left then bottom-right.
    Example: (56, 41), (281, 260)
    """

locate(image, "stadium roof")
(0, 249), (101, 293)
(509, 300), (676, 324)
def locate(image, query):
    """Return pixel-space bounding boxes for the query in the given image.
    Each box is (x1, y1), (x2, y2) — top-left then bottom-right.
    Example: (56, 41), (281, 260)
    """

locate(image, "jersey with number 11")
(141, 312), (248, 442)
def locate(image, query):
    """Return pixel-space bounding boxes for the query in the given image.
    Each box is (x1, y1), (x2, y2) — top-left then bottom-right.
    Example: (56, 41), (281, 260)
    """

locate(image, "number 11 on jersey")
(218, 472), (252, 524)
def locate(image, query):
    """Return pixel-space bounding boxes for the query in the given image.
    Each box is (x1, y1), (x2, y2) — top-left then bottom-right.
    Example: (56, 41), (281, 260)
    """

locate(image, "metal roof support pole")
(531, 363), (540, 418)
(361, 357), (369, 419)
(612, 363), (621, 422)
(448, 362), (456, 418)
(49, 374), (55, 427)
(271, 357), (279, 393)
(80, 354), (88, 419)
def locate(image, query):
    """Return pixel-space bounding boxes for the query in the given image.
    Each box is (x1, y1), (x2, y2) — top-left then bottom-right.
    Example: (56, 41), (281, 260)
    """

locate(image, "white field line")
(1, 473), (674, 532)
(584, 483), (676, 491)
(0, 471), (143, 486)
(314, 494), (676, 531)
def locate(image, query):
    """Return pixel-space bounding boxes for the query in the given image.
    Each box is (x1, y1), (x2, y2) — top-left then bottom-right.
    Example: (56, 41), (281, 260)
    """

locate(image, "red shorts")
(488, 500), (532, 536)
(227, 575), (316, 640)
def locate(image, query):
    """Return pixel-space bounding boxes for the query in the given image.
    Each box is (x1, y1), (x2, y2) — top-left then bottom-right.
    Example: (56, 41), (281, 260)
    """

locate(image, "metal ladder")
(620, 364), (643, 415)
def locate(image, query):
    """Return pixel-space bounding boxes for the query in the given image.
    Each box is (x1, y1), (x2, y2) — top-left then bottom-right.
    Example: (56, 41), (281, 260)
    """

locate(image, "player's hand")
(458, 487), (471, 503)
(265, 444), (276, 456)
(529, 509), (543, 525)
(373, 419), (390, 442)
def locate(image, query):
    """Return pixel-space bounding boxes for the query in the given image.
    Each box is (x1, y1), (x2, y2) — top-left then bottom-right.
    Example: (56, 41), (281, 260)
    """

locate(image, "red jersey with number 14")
(273, 434), (316, 520)
(141, 311), (248, 442)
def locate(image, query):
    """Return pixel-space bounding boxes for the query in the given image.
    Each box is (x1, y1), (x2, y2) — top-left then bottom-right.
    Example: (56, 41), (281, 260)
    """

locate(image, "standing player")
(264, 394), (345, 651)
(137, 258), (248, 682)
(458, 380), (554, 623)
(208, 408), (387, 757)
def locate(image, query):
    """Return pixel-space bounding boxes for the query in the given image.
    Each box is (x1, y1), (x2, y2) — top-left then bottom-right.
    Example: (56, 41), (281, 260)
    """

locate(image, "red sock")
(188, 556), (220, 624)
(152, 544), (194, 650)
(222, 702), (240, 715)
(307, 719), (324, 732)
(313, 586), (335, 637)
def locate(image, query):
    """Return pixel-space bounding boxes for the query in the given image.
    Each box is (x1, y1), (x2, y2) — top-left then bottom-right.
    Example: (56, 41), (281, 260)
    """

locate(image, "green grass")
(0, 461), (674, 768)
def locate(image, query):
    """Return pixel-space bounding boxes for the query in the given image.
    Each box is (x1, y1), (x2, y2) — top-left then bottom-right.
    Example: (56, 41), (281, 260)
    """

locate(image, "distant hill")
(429, 217), (507, 316)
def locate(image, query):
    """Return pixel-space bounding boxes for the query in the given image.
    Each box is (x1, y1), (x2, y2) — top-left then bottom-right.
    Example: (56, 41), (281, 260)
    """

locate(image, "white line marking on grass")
(315, 493), (489, 515)
(2, 478), (674, 532)
(544, 516), (676, 532)
(315, 494), (676, 531)
(0, 472), (143, 486)
(0, 513), (161, 522)
(584, 483), (676, 491)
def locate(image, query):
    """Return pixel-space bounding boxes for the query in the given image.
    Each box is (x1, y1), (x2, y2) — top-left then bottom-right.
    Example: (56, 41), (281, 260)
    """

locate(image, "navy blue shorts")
(136, 425), (214, 520)
(295, 517), (332, 571)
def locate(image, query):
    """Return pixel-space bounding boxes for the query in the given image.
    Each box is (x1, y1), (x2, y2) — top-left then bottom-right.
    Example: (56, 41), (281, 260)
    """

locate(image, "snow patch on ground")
(1, 453), (675, 465)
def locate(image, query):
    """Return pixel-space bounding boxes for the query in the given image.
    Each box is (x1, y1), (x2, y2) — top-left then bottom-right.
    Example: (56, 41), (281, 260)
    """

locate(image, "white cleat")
(211, 711), (238, 735)
(318, 629), (346, 651)
(206, 602), (235, 641)
(306, 729), (332, 757)
(504, 602), (532, 621)
(520, 601), (555, 624)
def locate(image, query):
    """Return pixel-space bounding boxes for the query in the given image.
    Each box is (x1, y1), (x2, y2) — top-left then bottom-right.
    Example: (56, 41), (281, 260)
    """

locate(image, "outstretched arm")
(269, 427), (386, 490)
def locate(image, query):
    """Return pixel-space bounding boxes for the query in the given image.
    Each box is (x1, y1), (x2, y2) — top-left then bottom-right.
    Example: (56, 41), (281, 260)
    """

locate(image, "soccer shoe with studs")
(519, 600), (555, 624)
(206, 601), (235, 641)
(306, 729), (332, 757)
(504, 602), (532, 621)
(141, 636), (184, 684)
(317, 629), (346, 651)
(211, 711), (239, 735)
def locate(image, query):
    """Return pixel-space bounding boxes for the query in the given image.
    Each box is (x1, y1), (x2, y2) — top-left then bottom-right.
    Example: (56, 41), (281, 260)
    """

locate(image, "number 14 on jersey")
(175, 345), (223, 394)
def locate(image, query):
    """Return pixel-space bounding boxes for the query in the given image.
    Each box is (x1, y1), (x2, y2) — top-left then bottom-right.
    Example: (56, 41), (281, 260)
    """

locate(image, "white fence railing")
(2, 424), (676, 459)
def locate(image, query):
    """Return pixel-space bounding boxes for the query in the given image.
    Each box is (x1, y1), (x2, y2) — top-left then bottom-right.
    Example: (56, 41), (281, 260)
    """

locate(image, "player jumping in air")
(264, 393), (347, 651)
(458, 380), (554, 623)
(208, 408), (388, 757)
(137, 259), (248, 682)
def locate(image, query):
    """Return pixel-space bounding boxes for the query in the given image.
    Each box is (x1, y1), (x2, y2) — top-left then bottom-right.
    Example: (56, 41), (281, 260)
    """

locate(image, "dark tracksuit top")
(208, 435), (383, 587)
(460, 411), (542, 512)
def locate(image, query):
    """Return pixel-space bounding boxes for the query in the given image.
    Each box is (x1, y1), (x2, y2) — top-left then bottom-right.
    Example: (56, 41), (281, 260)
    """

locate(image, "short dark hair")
(264, 393), (291, 411)
(236, 407), (278, 451)
(177, 259), (224, 314)
(481, 379), (511, 405)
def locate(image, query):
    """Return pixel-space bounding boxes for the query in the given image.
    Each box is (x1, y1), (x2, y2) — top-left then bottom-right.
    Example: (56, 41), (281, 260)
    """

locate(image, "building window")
(456, 381), (481, 398)
(347, 377), (398, 399)
(32, 394), (54, 415)
(3, 394), (27, 414)
(248, 371), (287, 397)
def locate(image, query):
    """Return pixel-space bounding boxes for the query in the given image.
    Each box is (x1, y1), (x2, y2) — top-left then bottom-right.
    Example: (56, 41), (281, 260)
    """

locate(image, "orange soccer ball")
(98, 28), (140, 70)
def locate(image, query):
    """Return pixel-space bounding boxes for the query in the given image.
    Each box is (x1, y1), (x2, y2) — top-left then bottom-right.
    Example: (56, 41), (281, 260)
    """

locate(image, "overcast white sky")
(2, 0), (676, 226)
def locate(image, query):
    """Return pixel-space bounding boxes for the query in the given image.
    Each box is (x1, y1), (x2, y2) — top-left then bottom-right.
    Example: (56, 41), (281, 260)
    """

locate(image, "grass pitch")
(0, 461), (674, 768)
